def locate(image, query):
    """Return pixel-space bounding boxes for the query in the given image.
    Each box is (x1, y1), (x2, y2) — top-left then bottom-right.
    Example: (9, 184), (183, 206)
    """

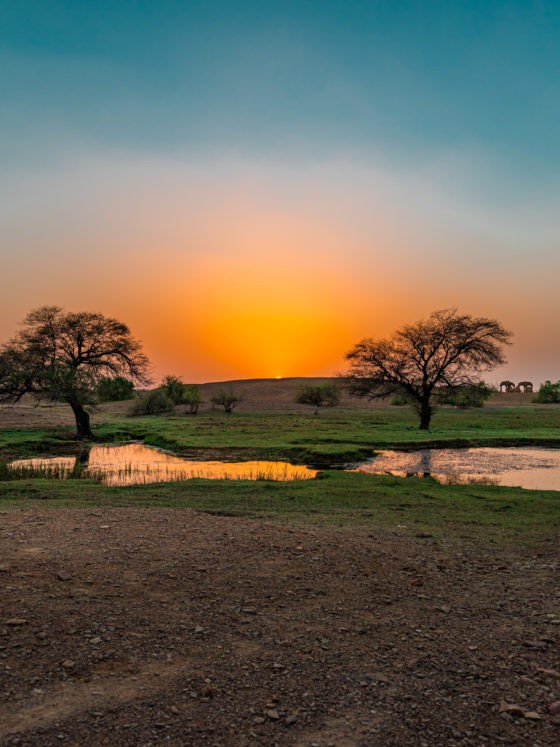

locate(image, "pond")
(7, 443), (317, 486)
(351, 447), (560, 491)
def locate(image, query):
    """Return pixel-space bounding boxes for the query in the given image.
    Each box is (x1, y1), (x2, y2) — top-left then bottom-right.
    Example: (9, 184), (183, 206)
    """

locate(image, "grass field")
(1, 401), (559, 544)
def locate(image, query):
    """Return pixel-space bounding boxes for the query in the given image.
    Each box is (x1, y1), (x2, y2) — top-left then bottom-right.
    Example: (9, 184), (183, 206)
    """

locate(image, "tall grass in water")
(85, 460), (316, 486)
(0, 459), (76, 481)
(1, 454), (316, 485)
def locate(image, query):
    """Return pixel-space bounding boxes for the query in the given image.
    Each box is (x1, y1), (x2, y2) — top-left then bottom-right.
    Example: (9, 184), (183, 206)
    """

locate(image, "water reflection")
(7, 443), (317, 485)
(352, 447), (560, 491)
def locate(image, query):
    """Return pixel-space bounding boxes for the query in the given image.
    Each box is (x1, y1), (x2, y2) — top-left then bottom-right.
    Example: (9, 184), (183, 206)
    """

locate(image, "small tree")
(533, 380), (560, 403)
(296, 382), (340, 414)
(162, 375), (185, 404)
(210, 389), (243, 413)
(97, 376), (135, 402)
(0, 306), (150, 438)
(345, 309), (511, 430)
(182, 385), (202, 414)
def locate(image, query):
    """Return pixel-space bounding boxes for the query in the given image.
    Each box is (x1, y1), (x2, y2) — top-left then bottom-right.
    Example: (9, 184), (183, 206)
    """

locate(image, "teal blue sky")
(1, 1), (559, 382)
(2, 0), (559, 172)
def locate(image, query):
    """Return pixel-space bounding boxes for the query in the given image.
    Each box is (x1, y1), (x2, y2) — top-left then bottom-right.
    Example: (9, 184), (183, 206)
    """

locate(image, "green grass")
(0, 470), (558, 545)
(2, 405), (560, 463)
(1, 405), (559, 546)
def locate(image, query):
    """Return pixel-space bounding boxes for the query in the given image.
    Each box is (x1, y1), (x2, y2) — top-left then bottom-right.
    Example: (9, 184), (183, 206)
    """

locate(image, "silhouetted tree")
(345, 309), (511, 430)
(0, 306), (150, 438)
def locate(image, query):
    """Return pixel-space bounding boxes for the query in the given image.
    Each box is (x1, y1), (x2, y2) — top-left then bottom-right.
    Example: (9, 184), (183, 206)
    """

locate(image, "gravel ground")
(1, 508), (559, 746)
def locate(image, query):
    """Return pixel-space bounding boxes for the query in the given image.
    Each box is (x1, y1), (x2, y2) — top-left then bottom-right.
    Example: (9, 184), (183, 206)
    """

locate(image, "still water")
(9, 443), (317, 486)
(352, 447), (560, 491)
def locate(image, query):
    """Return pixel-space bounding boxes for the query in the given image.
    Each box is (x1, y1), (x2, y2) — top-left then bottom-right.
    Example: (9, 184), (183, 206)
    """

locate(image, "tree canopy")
(345, 309), (512, 429)
(0, 306), (150, 438)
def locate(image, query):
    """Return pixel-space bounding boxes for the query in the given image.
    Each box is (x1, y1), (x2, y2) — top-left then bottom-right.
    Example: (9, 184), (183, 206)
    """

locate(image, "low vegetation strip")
(0, 470), (558, 545)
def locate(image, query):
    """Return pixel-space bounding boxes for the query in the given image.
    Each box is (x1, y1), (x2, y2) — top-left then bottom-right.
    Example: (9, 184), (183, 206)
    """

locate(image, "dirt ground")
(1, 508), (559, 746)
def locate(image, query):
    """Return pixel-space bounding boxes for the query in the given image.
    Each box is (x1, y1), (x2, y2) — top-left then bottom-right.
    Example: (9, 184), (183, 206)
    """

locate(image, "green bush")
(390, 391), (412, 406)
(161, 375), (185, 404)
(182, 385), (202, 414)
(210, 389), (243, 413)
(437, 382), (494, 409)
(533, 380), (560, 403)
(96, 376), (135, 402)
(296, 383), (340, 413)
(129, 389), (174, 416)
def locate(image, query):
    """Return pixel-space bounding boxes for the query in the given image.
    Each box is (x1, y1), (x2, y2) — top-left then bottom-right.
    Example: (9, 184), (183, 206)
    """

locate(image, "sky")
(1, 1), (559, 384)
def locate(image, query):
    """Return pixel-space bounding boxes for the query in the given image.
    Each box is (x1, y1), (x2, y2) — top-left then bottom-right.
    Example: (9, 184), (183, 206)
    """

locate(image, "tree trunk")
(67, 397), (93, 439)
(418, 398), (432, 430)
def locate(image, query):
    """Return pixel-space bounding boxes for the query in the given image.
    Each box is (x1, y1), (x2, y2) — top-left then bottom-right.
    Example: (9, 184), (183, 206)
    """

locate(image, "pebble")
(61, 660), (75, 669)
(499, 702), (525, 717)
(265, 709), (280, 720)
(57, 570), (71, 581)
(6, 618), (28, 626)
(539, 668), (560, 680)
(549, 701), (560, 716)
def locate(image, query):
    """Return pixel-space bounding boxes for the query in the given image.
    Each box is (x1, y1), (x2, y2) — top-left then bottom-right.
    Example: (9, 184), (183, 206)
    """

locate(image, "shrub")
(96, 376), (135, 402)
(437, 382), (494, 409)
(533, 380), (560, 403)
(391, 391), (412, 406)
(182, 385), (202, 414)
(129, 389), (174, 416)
(161, 375), (185, 404)
(296, 383), (340, 413)
(210, 389), (243, 413)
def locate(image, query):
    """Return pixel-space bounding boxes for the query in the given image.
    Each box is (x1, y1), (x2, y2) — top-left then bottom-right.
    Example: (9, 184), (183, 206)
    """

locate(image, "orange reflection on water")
(85, 443), (316, 486)
(9, 456), (77, 478)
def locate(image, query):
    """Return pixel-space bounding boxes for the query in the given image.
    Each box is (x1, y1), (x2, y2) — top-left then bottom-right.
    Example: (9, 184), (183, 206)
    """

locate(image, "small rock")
(253, 716), (265, 724)
(549, 701), (560, 716)
(169, 705), (180, 715)
(285, 715), (298, 725)
(61, 660), (75, 669)
(89, 636), (102, 644)
(0, 564), (10, 572)
(539, 668), (560, 680)
(57, 570), (71, 581)
(6, 618), (28, 626)
(265, 709), (280, 720)
(194, 625), (204, 634)
(499, 702), (525, 717)
(411, 578), (423, 586)
(100, 525), (110, 529)
(241, 607), (257, 614)
(523, 711), (541, 720)
(200, 684), (214, 698)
